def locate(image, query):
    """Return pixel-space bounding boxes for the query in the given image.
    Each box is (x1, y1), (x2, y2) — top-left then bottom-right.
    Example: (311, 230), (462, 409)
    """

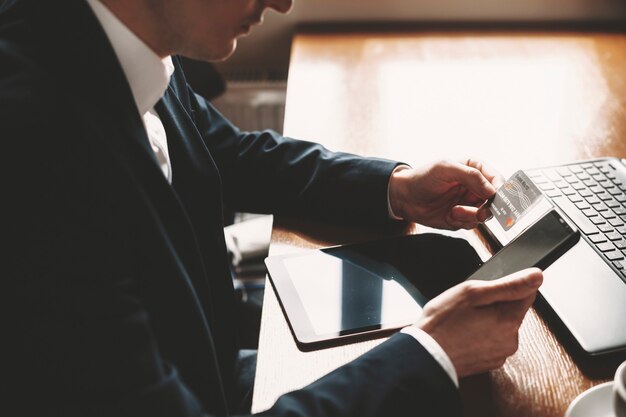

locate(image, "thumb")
(467, 268), (543, 307)
(497, 293), (538, 325)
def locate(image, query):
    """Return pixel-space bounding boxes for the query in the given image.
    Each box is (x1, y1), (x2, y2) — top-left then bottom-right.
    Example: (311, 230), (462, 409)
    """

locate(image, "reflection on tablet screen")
(284, 253), (422, 336)
(267, 233), (484, 347)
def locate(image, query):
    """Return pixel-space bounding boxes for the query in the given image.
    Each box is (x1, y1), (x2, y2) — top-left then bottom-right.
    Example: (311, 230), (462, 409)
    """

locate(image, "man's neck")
(98, 0), (175, 58)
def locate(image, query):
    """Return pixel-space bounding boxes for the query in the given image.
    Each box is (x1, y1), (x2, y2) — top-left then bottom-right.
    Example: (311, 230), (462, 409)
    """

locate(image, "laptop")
(482, 157), (626, 368)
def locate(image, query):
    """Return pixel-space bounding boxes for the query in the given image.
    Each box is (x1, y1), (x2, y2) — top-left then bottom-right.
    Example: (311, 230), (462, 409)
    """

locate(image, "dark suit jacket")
(1, 1), (461, 416)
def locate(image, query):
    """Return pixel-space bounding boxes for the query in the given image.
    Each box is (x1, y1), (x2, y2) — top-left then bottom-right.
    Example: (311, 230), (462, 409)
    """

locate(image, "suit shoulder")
(0, 14), (55, 112)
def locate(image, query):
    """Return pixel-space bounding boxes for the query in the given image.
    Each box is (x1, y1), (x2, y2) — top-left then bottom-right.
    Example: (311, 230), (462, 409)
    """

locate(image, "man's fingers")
(476, 205), (493, 222)
(464, 158), (505, 190)
(449, 205), (492, 225)
(465, 268), (543, 306)
(447, 205), (482, 229)
(498, 293), (538, 324)
(438, 160), (496, 201)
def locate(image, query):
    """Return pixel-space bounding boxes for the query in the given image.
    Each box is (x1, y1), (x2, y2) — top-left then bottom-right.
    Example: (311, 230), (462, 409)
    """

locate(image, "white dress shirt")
(85, 0), (458, 389)
(86, 0), (174, 183)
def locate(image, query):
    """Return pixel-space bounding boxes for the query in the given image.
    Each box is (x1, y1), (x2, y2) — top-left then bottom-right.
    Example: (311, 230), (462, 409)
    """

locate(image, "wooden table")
(252, 30), (626, 417)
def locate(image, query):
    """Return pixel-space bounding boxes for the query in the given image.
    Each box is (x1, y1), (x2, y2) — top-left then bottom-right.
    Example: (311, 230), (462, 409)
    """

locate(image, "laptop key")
(543, 169), (562, 182)
(606, 199), (620, 208)
(558, 167), (573, 177)
(545, 189), (561, 198)
(602, 211), (617, 220)
(609, 218), (625, 227)
(614, 207), (626, 215)
(582, 207), (598, 217)
(589, 234), (607, 244)
(617, 226), (626, 235)
(552, 196), (600, 235)
(576, 201), (591, 210)
(605, 251), (624, 261)
(595, 203), (609, 212)
(591, 217), (607, 225)
(599, 224), (614, 233)
(606, 231), (622, 241)
(585, 196), (601, 205)
(614, 261), (625, 270)
(589, 185), (603, 193)
(598, 242), (617, 252)
(615, 240), (626, 249)
(577, 172), (591, 181)
(532, 175), (549, 184)
(568, 194), (584, 203)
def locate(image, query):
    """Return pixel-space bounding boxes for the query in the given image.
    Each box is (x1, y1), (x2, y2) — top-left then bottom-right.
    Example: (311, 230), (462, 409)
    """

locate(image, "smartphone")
(467, 209), (580, 281)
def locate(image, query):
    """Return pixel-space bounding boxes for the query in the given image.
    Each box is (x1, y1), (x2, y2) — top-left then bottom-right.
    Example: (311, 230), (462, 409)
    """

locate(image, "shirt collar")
(86, 0), (174, 115)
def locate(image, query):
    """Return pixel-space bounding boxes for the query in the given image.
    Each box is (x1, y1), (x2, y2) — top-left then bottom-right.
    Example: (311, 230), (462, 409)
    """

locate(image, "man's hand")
(412, 268), (543, 378)
(389, 159), (504, 230)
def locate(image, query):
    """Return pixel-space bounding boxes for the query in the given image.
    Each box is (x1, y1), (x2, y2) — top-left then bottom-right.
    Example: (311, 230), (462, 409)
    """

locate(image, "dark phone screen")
(281, 233), (483, 336)
(467, 210), (577, 281)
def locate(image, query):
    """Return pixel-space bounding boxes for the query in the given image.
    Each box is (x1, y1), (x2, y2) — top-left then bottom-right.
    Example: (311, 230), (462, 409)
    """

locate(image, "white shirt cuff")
(387, 165), (411, 220)
(401, 326), (459, 388)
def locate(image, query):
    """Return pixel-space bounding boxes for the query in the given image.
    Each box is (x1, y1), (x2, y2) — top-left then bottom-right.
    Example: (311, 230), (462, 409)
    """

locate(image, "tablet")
(265, 233), (483, 349)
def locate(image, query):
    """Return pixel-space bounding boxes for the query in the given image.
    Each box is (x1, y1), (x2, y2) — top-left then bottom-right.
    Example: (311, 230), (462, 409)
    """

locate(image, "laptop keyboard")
(525, 159), (626, 283)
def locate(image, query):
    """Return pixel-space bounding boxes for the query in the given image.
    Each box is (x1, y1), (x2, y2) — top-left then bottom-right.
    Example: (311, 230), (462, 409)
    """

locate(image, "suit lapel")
(30, 0), (212, 288)
(156, 88), (239, 385)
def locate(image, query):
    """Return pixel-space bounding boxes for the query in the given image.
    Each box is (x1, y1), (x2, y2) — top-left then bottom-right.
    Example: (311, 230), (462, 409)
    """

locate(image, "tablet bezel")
(265, 250), (421, 349)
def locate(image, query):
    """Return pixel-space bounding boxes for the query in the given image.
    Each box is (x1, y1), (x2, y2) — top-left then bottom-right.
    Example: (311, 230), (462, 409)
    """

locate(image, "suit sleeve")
(259, 333), (461, 417)
(176, 76), (403, 226)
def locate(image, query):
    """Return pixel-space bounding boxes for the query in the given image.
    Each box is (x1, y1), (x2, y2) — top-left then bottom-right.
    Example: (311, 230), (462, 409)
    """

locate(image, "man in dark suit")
(1, 0), (543, 416)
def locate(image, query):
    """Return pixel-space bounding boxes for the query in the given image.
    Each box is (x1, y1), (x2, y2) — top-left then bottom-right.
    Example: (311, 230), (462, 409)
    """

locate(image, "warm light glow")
(284, 61), (346, 143)
(377, 39), (611, 174)
(285, 36), (617, 176)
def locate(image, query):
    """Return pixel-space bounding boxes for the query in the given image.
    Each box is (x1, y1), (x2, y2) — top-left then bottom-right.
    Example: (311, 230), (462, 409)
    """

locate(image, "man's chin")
(186, 39), (237, 63)
(215, 39), (238, 61)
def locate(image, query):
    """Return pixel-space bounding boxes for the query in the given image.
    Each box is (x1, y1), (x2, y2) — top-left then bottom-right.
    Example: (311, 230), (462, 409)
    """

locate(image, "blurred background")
(218, 0), (626, 78)
(199, 0), (626, 137)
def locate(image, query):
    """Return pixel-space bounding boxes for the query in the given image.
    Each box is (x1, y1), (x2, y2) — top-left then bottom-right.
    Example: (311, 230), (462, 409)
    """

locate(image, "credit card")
(489, 170), (544, 231)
